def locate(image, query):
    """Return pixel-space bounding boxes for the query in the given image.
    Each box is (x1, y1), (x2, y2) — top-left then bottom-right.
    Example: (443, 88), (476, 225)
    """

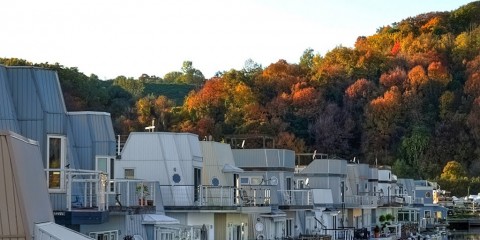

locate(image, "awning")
(142, 214), (180, 225)
(35, 222), (93, 239)
(222, 164), (244, 173)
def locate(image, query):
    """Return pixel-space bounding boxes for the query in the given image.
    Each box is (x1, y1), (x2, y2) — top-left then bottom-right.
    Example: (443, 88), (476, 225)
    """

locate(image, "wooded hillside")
(2, 1), (480, 183)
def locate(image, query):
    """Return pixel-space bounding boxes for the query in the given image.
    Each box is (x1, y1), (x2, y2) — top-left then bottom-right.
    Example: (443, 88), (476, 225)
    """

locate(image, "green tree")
(113, 76), (145, 99)
(179, 61), (205, 86)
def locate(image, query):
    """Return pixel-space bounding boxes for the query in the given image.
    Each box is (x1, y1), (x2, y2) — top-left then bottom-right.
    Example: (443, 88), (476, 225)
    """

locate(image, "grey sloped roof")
(67, 112), (116, 169)
(0, 66), (19, 132)
(0, 131), (53, 240)
(300, 158), (347, 175)
(0, 64), (116, 172)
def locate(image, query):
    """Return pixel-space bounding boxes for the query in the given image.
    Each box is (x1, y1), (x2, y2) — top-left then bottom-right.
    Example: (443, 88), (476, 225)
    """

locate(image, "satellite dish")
(241, 140), (245, 149)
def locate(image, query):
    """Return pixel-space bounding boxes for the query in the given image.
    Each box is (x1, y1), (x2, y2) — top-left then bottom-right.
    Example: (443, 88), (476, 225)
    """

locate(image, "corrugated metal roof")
(35, 222), (93, 240)
(232, 149), (295, 168)
(0, 65), (116, 173)
(32, 68), (66, 114)
(1, 131), (54, 240)
(300, 159), (347, 175)
(5, 67), (44, 120)
(0, 66), (19, 132)
(200, 141), (240, 186)
(67, 112), (116, 169)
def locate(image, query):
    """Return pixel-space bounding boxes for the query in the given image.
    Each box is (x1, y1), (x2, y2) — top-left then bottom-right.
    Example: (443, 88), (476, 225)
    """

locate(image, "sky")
(0, 0), (475, 80)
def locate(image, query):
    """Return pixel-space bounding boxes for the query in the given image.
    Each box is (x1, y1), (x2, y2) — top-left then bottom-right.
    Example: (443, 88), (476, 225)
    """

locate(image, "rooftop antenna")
(145, 119), (155, 132)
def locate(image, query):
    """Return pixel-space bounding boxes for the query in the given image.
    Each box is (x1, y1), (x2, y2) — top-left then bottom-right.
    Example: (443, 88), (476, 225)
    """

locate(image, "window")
(397, 210), (410, 222)
(239, 177), (262, 185)
(250, 177), (262, 185)
(47, 135), (66, 191)
(89, 230), (118, 240)
(211, 177), (220, 186)
(96, 156), (115, 191)
(425, 191), (432, 198)
(424, 210), (431, 218)
(124, 168), (135, 179)
(286, 218), (293, 237)
(194, 168), (201, 201)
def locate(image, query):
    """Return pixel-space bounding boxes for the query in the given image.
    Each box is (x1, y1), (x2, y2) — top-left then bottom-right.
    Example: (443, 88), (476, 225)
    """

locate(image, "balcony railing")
(378, 195), (405, 207)
(47, 169), (108, 211)
(278, 190), (313, 206)
(48, 169), (157, 212)
(159, 185), (273, 207)
(344, 195), (378, 208)
(108, 179), (156, 208)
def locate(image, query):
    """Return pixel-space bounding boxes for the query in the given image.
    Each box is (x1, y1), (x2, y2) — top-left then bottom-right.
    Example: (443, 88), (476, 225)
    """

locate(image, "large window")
(47, 135), (66, 191)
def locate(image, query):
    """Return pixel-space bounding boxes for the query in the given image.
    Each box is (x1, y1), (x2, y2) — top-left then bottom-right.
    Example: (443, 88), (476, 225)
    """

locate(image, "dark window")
(172, 174), (181, 183)
(212, 177), (219, 186)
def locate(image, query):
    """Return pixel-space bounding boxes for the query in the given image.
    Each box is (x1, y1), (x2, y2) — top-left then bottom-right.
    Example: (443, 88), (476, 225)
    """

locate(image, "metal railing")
(108, 179), (156, 207)
(159, 185), (273, 207)
(377, 195), (405, 206)
(278, 189), (313, 206)
(344, 195), (378, 208)
(47, 169), (157, 211)
(199, 186), (236, 206)
(46, 169), (108, 211)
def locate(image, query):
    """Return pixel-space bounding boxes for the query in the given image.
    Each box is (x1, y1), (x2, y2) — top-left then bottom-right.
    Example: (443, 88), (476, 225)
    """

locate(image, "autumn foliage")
(3, 1), (480, 182)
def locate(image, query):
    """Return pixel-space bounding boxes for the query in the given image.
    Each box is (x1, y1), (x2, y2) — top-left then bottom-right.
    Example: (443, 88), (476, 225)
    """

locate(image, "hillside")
(2, 2), (480, 187)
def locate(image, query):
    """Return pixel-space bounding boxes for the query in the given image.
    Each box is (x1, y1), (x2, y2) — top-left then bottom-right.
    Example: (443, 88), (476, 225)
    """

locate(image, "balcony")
(377, 195), (405, 207)
(48, 169), (110, 225)
(278, 190), (313, 209)
(107, 179), (157, 214)
(344, 195), (378, 208)
(159, 185), (273, 212)
(49, 169), (158, 225)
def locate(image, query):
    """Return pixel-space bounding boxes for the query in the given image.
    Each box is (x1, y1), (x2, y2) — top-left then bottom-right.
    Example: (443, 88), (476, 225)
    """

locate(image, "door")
(96, 156), (115, 191)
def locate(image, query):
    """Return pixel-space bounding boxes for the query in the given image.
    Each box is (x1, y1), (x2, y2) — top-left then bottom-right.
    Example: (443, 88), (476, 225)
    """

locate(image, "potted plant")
(136, 183), (150, 205)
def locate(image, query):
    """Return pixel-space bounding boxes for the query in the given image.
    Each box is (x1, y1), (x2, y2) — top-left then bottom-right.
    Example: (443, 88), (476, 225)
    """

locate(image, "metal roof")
(34, 222), (93, 240)
(0, 66), (19, 132)
(0, 131), (53, 240)
(0, 65), (116, 171)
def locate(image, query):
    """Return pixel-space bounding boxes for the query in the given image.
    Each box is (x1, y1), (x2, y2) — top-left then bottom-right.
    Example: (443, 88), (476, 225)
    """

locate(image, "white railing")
(378, 195), (405, 206)
(46, 169), (108, 211)
(159, 185), (273, 207)
(199, 186), (236, 206)
(108, 179), (156, 207)
(344, 195), (378, 207)
(278, 190), (313, 206)
(237, 185), (273, 206)
(47, 169), (157, 211)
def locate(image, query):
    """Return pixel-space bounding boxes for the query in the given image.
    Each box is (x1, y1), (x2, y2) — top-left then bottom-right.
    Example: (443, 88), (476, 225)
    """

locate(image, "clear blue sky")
(0, 0), (474, 79)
